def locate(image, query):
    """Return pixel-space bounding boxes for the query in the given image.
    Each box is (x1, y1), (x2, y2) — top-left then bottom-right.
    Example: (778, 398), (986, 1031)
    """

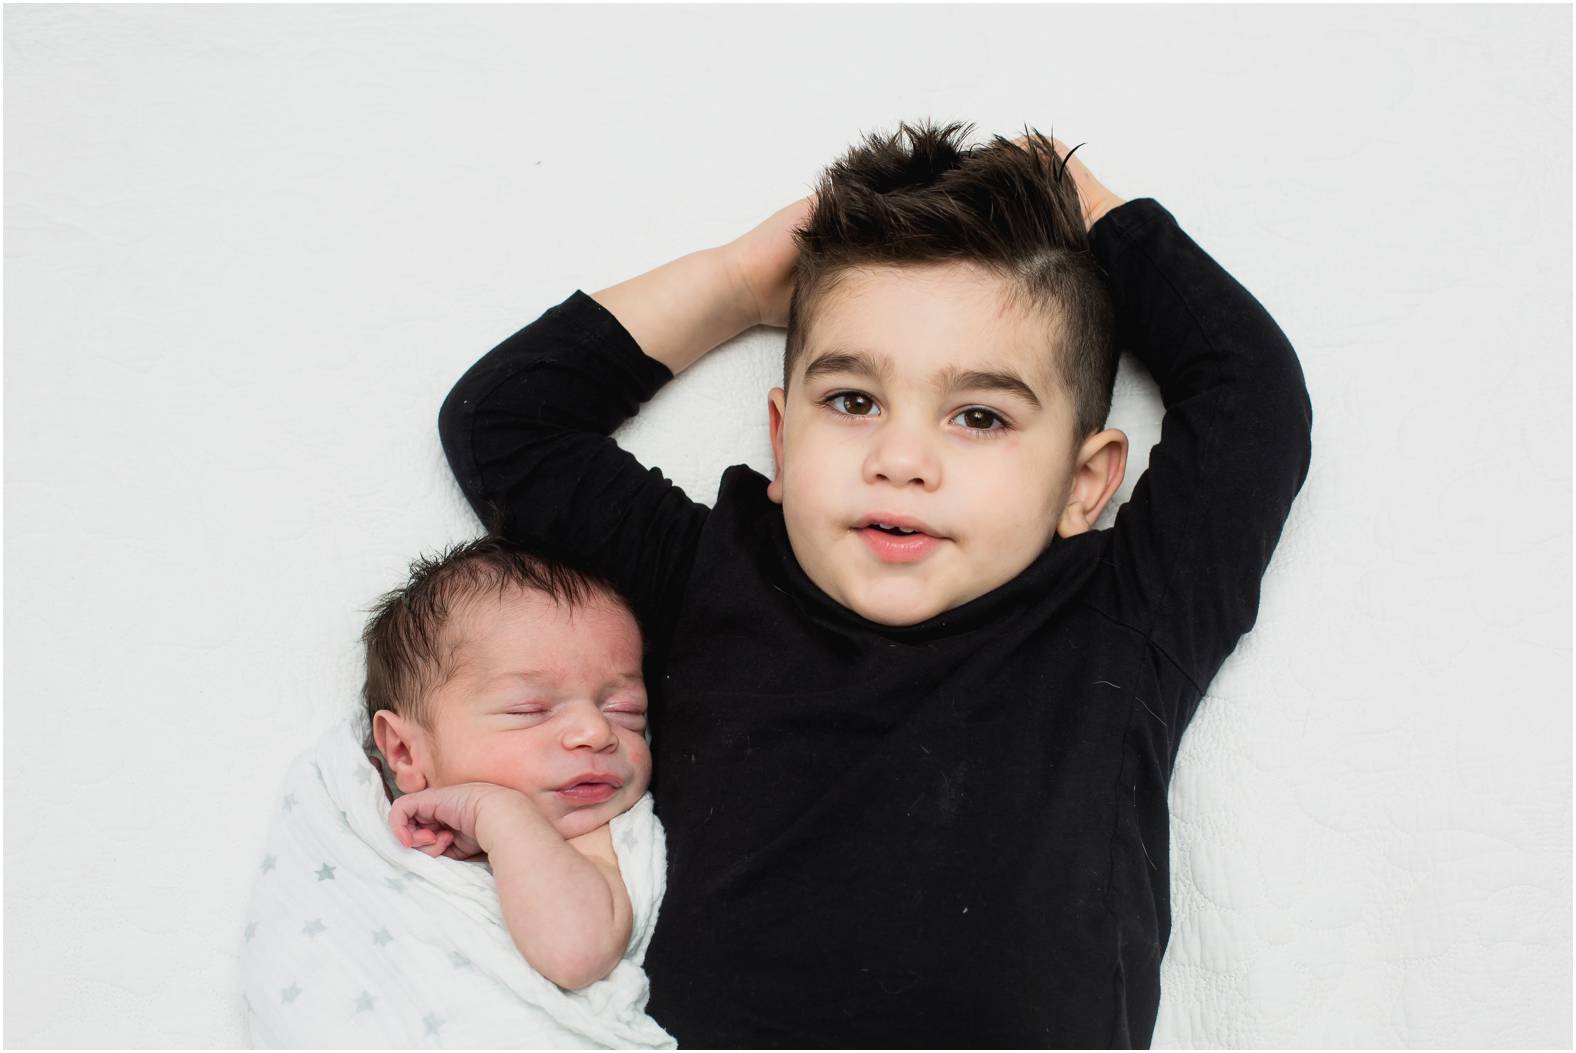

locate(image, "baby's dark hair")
(785, 119), (1117, 442)
(360, 536), (632, 733)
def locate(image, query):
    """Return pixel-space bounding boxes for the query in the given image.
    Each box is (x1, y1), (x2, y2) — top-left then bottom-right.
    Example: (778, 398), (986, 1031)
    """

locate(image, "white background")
(4, 4), (1570, 1047)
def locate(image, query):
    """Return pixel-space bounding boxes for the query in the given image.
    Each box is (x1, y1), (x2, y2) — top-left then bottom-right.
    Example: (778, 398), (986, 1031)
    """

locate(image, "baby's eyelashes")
(604, 704), (648, 729)
(504, 704), (550, 718)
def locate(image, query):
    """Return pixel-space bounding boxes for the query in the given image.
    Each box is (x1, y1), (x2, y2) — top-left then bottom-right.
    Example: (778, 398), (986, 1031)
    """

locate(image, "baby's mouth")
(556, 774), (623, 803)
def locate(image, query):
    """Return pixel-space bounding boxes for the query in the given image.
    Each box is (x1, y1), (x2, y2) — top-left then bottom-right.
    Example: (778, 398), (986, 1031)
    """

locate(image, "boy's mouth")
(853, 513), (944, 538)
(852, 514), (947, 564)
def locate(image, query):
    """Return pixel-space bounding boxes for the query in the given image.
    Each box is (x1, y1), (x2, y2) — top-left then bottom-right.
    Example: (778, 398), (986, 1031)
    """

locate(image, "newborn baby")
(239, 537), (674, 1049)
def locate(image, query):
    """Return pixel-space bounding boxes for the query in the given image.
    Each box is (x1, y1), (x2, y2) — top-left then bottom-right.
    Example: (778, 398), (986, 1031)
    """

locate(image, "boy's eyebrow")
(935, 366), (1043, 410)
(801, 348), (894, 385)
(802, 347), (1043, 410)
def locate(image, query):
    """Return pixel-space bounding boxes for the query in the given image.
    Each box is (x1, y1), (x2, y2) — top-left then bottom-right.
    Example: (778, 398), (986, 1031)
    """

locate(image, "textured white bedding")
(4, 4), (1569, 1048)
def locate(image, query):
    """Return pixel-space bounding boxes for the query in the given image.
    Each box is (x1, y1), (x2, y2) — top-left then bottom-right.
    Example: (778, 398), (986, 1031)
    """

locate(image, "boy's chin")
(841, 584), (953, 628)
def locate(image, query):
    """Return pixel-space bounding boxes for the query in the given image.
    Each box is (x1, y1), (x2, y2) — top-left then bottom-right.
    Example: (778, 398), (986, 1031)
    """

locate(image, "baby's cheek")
(624, 734), (654, 787)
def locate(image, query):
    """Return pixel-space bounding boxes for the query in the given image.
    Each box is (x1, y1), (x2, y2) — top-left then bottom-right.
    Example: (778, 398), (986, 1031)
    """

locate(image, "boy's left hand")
(1012, 132), (1126, 233)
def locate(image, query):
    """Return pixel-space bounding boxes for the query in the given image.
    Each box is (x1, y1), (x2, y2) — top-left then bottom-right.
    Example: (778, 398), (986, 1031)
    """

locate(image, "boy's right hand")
(723, 194), (817, 329)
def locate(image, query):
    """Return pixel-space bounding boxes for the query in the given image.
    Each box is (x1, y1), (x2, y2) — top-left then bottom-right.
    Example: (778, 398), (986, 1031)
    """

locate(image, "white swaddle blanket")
(239, 717), (675, 1049)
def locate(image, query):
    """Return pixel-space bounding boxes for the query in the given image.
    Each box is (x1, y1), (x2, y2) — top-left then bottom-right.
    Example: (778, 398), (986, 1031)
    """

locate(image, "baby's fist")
(387, 782), (524, 861)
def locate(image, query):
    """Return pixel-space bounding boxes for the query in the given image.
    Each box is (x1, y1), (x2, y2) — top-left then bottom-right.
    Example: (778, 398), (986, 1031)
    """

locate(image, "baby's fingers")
(414, 829), (454, 857)
(388, 795), (439, 847)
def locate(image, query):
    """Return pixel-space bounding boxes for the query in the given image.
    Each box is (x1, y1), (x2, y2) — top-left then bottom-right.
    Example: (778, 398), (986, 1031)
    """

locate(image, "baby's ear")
(371, 710), (429, 794)
(766, 387), (788, 505)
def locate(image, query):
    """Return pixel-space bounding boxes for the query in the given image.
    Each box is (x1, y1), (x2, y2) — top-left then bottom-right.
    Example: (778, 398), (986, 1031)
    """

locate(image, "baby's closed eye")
(602, 700), (647, 728)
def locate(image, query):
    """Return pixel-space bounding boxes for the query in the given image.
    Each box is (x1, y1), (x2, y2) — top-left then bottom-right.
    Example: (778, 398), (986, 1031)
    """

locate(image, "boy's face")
(768, 262), (1112, 627)
(408, 587), (651, 841)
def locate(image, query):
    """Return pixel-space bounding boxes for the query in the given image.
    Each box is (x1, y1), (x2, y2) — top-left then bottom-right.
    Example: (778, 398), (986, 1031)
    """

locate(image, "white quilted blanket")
(238, 718), (675, 1049)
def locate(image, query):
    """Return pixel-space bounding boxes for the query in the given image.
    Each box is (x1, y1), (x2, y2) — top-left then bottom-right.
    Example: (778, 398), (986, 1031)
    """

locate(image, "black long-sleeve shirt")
(439, 199), (1313, 1048)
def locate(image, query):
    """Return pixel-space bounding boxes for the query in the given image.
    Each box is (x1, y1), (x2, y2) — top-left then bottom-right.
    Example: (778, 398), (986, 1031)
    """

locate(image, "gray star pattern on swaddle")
(316, 863), (336, 881)
(423, 1011), (445, 1037)
(281, 793), (297, 813)
(244, 921), (258, 942)
(352, 764), (373, 785)
(372, 927), (393, 946)
(301, 918), (326, 937)
(449, 950), (472, 969)
(281, 982), (302, 1004)
(353, 991), (377, 1013)
(260, 854), (276, 874)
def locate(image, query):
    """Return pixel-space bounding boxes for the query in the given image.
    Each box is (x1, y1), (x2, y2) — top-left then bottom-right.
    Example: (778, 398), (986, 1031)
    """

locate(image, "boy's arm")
(438, 245), (763, 644)
(1091, 197), (1314, 710)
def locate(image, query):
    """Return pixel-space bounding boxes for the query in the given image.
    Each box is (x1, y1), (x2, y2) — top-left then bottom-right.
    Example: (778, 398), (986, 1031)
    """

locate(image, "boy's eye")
(952, 407), (1007, 431)
(827, 392), (880, 417)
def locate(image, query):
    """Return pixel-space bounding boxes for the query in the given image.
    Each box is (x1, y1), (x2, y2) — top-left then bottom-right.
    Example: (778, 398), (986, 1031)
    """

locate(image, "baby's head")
(363, 537), (650, 840)
(766, 120), (1130, 626)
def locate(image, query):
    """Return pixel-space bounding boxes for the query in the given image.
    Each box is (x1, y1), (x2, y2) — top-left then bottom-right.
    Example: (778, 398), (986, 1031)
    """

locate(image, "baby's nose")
(562, 706), (617, 750)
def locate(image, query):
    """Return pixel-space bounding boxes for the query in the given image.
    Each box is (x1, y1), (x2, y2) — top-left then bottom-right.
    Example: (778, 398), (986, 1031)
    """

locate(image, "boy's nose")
(862, 420), (942, 490)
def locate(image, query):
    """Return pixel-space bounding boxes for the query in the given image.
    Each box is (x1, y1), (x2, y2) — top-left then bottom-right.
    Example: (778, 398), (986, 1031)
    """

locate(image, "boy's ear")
(766, 387), (787, 505)
(1056, 428), (1129, 538)
(371, 709), (432, 794)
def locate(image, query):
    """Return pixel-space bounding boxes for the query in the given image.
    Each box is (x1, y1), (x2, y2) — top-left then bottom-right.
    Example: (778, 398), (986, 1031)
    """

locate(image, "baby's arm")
(482, 797), (632, 991)
(389, 784), (631, 991)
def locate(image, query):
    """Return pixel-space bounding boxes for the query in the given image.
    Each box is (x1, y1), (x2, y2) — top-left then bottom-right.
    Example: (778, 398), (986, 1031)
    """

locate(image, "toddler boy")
(438, 123), (1313, 1046)
(240, 537), (675, 1049)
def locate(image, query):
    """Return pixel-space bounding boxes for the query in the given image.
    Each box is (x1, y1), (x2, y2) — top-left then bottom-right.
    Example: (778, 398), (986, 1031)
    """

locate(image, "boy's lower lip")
(556, 782), (618, 803)
(854, 526), (944, 564)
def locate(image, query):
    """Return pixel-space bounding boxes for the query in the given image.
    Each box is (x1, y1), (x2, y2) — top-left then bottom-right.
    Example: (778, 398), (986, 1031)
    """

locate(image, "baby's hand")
(387, 782), (526, 861)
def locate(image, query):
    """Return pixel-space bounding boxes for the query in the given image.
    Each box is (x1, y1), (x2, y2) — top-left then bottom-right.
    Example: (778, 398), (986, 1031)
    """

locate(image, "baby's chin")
(546, 784), (646, 841)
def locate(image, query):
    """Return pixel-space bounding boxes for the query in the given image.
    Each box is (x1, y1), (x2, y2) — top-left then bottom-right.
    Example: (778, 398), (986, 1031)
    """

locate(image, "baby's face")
(422, 587), (651, 841)
(768, 262), (1082, 627)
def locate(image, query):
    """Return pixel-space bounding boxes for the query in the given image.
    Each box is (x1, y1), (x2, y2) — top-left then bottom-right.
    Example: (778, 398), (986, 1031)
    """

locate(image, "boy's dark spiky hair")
(784, 119), (1117, 442)
(360, 535), (632, 733)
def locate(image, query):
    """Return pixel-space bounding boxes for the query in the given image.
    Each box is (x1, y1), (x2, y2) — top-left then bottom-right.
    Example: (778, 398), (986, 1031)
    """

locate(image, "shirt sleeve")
(438, 290), (709, 650)
(1090, 199), (1313, 699)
